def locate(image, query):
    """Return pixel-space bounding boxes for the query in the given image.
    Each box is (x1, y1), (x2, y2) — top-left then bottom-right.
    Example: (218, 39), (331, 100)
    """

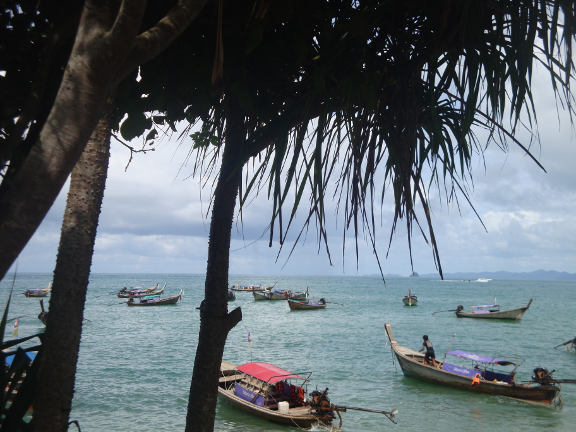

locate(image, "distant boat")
(118, 283), (165, 298)
(402, 289), (418, 306)
(24, 282), (51, 298)
(476, 278), (492, 282)
(384, 323), (563, 406)
(253, 287), (308, 301)
(231, 284), (266, 292)
(409, 272), (419, 278)
(455, 298), (533, 320)
(127, 289), (182, 306)
(228, 290), (236, 301)
(287, 298), (327, 310)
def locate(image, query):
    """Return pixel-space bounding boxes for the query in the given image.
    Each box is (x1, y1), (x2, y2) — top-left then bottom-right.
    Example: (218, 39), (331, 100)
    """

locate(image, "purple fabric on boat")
(473, 310), (490, 314)
(442, 363), (479, 378)
(446, 350), (504, 363)
(235, 383), (265, 407)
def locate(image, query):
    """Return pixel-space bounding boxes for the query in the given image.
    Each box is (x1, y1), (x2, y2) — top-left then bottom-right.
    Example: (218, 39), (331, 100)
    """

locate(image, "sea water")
(1, 274), (575, 431)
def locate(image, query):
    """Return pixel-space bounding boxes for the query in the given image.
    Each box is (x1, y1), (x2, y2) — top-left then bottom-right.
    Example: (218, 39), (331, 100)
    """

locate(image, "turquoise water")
(1, 274), (575, 431)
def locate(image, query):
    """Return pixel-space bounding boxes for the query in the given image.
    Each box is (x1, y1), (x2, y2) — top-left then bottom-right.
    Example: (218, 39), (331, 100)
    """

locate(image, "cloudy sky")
(11, 67), (576, 277)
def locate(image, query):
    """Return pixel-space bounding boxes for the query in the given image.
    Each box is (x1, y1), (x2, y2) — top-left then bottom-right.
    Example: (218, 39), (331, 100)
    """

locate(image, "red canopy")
(237, 362), (305, 383)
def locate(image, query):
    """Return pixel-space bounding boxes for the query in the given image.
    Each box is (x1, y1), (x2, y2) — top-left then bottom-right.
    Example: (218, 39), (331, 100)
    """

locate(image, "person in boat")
(419, 335), (437, 367)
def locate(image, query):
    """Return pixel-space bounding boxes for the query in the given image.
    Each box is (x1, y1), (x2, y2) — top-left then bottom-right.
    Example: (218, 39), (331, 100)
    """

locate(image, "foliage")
(0, 289), (43, 431)
(117, 0), (576, 277)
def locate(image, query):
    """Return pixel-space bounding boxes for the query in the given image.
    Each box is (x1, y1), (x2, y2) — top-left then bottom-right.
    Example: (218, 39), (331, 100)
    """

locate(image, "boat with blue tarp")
(384, 322), (563, 406)
(118, 283), (165, 298)
(253, 287), (308, 301)
(24, 282), (51, 297)
(218, 360), (398, 427)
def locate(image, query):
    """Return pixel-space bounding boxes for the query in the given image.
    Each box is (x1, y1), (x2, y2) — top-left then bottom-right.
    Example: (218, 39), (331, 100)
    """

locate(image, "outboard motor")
(532, 367), (554, 384)
(456, 305), (464, 312)
(309, 388), (334, 415)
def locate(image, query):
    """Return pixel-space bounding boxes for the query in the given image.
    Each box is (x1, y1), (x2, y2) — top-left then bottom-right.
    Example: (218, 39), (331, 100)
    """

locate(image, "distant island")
(365, 269), (576, 281)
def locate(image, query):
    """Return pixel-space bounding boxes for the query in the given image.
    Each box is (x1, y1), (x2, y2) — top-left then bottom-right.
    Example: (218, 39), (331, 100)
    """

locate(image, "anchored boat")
(127, 289), (182, 306)
(402, 289), (418, 306)
(287, 298), (327, 310)
(24, 282), (51, 298)
(117, 283), (165, 298)
(218, 361), (397, 428)
(253, 287), (308, 301)
(231, 284), (266, 292)
(384, 322), (564, 406)
(455, 298), (533, 320)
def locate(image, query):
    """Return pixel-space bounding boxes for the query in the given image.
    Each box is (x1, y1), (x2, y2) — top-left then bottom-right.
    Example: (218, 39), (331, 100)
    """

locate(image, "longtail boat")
(455, 298), (533, 320)
(118, 283), (165, 298)
(231, 283), (266, 292)
(402, 289), (417, 306)
(24, 282), (51, 298)
(38, 299), (48, 325)
(384, 323), (564, 406)
(287, 298), (327, 310)
(253, 287), (308, 301)
(218, 361), (397, 428)
(127, 289), (182, 306)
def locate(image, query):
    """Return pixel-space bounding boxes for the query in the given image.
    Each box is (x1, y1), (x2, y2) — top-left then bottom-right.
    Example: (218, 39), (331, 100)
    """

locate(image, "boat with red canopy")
(218, 360), (397, 427)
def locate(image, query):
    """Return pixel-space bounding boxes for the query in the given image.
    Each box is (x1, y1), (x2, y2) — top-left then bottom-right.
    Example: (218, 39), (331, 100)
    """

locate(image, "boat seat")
(219, 374), (244, 383)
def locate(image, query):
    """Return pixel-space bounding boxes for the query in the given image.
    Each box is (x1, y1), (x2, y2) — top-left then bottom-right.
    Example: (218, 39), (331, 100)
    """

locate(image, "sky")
(10, 67), (576, 277)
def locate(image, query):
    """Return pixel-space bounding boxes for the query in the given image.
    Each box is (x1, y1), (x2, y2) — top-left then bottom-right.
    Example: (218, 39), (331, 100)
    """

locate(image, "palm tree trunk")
(185, 102), (244, 431)
(30, 93), (115, 432)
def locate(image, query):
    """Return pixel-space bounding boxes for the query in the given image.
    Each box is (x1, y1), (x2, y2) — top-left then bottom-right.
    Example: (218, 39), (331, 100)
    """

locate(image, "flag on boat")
(12, 318), (18, 337)
(248, 330), (251, 349)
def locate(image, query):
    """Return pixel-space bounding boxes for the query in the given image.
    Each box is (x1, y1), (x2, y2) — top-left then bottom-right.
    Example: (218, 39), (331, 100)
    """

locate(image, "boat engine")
(532, 367), (555, 384)
(456, 305), (464, 312)
(309, 388), (334, 415)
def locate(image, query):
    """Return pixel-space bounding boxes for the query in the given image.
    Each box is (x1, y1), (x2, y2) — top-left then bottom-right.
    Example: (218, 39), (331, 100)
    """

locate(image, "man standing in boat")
(419, 335), (437, 367)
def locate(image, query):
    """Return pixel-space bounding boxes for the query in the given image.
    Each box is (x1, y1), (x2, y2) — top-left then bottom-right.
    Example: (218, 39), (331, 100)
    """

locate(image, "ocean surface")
(1, 273), (575, 431)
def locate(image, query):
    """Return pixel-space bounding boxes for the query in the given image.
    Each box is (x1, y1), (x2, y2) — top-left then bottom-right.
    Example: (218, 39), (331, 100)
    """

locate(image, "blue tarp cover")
(446, 350), (504, 364)
(5, 352), (36, 367)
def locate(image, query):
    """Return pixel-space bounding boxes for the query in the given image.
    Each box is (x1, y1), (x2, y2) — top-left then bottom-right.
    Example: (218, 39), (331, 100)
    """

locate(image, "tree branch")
(113, 0), (210, 85)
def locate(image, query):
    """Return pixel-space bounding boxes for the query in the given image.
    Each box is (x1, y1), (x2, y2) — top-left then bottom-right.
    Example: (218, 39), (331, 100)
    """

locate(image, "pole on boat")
(431, 309), (458, 314)
(554, 338), (576, 349)
(335, 405), (398, 424)
(448, 333), (456, 349)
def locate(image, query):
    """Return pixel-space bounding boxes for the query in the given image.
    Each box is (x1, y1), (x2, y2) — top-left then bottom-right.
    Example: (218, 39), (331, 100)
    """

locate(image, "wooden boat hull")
(384, 323), (560, 406)
(402, 296), (418, 306)
(456, 298), (533, 320)
(127, 293), (180, 306)
(287, 300), (326, 310)
(218, 362), (333, 428)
